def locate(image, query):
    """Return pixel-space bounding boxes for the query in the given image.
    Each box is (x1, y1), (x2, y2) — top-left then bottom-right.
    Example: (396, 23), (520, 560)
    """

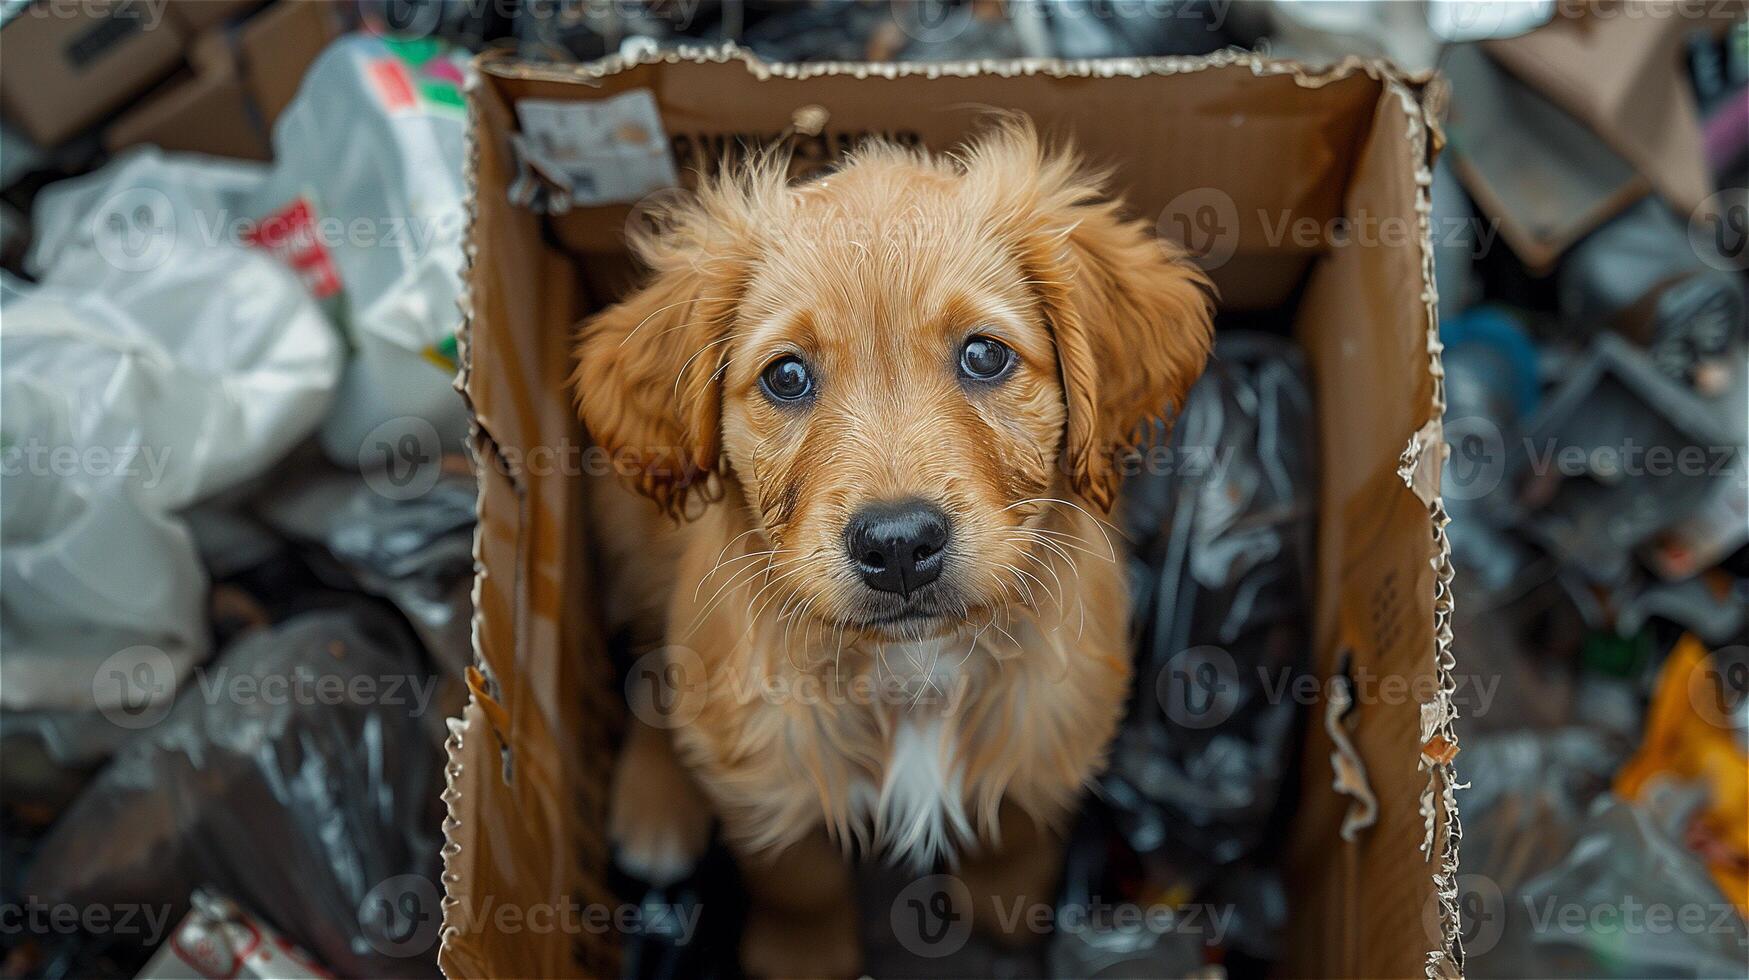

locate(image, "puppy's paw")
(740, 902), (861, 979)
(608, 729), (712, 886)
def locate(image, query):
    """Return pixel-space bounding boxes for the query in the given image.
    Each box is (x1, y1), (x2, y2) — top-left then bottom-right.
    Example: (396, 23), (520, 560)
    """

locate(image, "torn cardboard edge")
(439, 41), (1466, 979)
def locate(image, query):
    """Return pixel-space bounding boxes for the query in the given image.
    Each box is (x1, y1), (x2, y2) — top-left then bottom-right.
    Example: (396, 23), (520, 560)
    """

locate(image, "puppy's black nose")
(845, 499), (949, 596)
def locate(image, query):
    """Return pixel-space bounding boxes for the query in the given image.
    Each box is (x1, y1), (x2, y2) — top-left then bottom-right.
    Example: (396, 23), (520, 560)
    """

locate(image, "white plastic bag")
(253, 34), (472, 466)
(0, 238), (341, 710)
(24, 146), (268, 281)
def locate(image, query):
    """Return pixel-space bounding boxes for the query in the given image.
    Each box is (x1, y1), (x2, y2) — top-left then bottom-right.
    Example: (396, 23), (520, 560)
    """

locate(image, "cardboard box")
(445, 46), (1459, 978)
(100, 0), (345, 161)
(163, 0), (264, 33)
(103, 31), (270, 160)
(1485, 4), (1744, 225)
(235, 0), (346, 128)
(0, 0), (186, 146)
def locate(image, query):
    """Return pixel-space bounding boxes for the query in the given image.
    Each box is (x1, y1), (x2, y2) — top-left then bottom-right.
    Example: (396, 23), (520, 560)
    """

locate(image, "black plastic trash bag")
(1106, 332), (1317, 960)
(22, 606), (446, 978)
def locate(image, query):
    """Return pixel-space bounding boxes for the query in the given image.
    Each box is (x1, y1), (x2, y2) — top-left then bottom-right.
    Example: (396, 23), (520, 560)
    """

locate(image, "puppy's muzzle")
(844, 499), (949, 597)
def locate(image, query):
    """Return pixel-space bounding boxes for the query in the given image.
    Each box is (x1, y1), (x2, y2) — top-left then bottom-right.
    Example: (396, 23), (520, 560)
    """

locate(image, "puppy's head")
(574, 121), (1213, 636)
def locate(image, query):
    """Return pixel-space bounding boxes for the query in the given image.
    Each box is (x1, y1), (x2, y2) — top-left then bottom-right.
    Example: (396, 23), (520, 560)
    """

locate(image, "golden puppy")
(574, 119), (1213, 977)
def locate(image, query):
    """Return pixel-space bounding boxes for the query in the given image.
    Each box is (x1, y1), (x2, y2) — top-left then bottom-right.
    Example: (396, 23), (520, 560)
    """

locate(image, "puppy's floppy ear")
(571, 160), (787, 517)
(962, 120), (1215, 512)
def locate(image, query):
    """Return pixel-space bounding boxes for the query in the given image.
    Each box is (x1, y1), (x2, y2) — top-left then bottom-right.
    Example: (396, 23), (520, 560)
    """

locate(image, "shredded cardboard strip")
(454, 43), (1467, 978)
(438, 78), (488, 978)
(1325, 672), (1379, 842)
(479, 41), (1436, 96)
(1399, 418), (1446, 509)
(1381, 68), (1468, 980)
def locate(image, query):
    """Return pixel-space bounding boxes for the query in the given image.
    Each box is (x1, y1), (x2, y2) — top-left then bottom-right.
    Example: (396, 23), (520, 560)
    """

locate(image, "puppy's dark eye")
(760, 355), (814, 402)
(959, 336), (1013, 381)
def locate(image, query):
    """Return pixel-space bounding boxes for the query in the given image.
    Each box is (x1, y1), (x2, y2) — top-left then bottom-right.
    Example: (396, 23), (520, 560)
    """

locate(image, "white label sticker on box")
(515, 90), (679, 206)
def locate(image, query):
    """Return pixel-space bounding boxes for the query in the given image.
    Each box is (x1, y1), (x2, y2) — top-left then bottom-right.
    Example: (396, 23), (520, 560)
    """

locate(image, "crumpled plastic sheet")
(1555, 196), (1747, 387)
(1265, 0), (1552, 70)
(0, 219), (341, 712)
(1519, 333), (1743, 589)
(255, 463), (477, 677)
(21, 606), (446, 978)
(1468, 781), (1749, 979)
(1050, 810), (1220, 979)
(1439, 307), (1543, 595)
(735, 0), (1228, 63)
(1458, 728), (1627, 897)
(24, 147), (268, 279)
(1105, 331), (1317, 960)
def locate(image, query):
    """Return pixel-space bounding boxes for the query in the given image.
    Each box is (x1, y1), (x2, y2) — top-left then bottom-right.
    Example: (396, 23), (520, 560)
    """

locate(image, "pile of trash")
(1425, 15), (1749, 980)
(1, 4), (1743, 980)
(1, 30), (476, 979)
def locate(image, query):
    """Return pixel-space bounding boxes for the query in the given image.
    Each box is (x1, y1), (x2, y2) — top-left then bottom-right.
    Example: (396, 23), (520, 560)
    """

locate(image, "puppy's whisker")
(617, 296), (732, 346)
(1001, 497), (1119, 559)
(694, 546), (779, 600)
(1025, 525), (1115, 562)
(1028, 521), (1112, 560)
(992, 562), (1037, 608)
(986, 612), (1022, 651)
(703, 527), (763, 576)
(673, 334), (735, 399)
(1010, 560), (1061, 611)
(792, 593), (829, 667)
(684, 559), (782, 638)
(1012, 531), (1082, 583)
(780, 593), (819, 672)
(693, 546), (794, 613)
(740, 554), (821, 643)
(689, 548), (813, 636)
(707, 356), (733, 388)
(1014, 545), (1067, 610)
(740, 560), (812, 625)
(687, 552), (783, 628)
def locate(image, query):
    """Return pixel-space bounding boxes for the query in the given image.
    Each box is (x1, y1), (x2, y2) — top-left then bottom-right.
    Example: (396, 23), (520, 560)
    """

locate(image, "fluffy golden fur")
(574, 120), (1213, 976)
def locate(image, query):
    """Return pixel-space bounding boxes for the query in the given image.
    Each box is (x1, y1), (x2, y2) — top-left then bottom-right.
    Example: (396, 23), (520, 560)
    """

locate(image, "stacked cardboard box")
(0, 0), (345, 159)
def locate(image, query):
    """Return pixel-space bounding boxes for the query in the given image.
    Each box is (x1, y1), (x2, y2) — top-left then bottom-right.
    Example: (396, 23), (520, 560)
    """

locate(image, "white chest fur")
(853, 638), (974, 869)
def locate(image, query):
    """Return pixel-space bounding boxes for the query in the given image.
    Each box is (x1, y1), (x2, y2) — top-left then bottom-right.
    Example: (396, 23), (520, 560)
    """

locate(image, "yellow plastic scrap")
(1614, 635), (1748, 915)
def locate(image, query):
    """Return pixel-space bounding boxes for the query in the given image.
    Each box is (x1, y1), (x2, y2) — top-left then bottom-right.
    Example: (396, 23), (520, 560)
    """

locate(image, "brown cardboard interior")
(443, 48), (1459, 980)
(103, 30), (272, 161)
(0, 0), (187, 146)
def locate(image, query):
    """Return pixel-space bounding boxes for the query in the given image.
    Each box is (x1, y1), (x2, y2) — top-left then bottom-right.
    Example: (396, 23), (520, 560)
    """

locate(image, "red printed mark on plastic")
(246, 197), (342, 300)
(367, 58), (418, 112)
